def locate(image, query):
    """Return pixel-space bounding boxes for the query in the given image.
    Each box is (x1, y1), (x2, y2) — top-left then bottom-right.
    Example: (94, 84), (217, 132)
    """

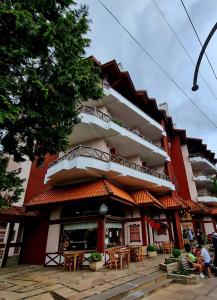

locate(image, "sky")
(78, 0), (217, 155)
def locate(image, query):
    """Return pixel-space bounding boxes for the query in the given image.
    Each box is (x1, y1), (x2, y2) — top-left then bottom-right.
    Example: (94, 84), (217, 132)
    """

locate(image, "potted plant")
(147, 244), (157, 257)
(172, 248), (181, 259)
(88, 252), (103, 271)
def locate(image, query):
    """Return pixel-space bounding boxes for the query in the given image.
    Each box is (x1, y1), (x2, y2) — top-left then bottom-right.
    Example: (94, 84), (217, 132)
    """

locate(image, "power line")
(96, 0), (217, 129)
(180, 0), (217, 81)
(152, 0), (217, 103)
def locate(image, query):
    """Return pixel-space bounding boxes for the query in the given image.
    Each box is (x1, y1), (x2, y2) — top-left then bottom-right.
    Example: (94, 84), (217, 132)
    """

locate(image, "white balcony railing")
(79, 105), (165, 151)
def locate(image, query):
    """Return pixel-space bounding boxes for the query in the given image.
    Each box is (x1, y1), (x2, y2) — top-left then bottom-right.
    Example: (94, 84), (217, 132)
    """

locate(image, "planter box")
(159, 262), (180, 273)
(167, 273), (198, 284)
(89, 261), (104, 271)
(148, 251), (157, 257)
(165, 257), (180, 264)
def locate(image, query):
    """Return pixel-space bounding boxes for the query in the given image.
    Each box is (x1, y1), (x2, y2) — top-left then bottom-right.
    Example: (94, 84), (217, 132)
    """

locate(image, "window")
(105, 222), (123, 247)
(59, 222), (98, 251)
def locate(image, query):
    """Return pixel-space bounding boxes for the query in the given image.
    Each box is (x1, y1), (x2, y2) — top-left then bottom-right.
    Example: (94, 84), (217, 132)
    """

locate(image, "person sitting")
(197, 245), (212, 278)
(188, 247), (204, 278)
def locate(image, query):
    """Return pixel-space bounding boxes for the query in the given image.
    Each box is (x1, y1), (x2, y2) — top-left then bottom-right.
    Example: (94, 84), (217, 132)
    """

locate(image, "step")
(85, 271), (168, 300)
(121, 278), (174, 300)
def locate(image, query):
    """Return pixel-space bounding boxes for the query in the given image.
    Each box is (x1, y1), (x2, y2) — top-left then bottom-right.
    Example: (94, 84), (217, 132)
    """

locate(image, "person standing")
(197, 245), (212, 278)
(196, 228), (203, 245)
(212, 232), (217, 267)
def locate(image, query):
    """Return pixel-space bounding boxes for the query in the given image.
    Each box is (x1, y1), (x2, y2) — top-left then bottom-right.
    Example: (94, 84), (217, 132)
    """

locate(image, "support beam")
(174, 211), (184, 249)
(97, 217), (105, 253)
(1, 221), (15, 268)
(141, 215), (147, 246)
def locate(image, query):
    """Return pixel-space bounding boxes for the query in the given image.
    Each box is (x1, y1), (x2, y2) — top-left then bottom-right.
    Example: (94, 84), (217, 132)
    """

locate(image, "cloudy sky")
(78, 0), (217, 154)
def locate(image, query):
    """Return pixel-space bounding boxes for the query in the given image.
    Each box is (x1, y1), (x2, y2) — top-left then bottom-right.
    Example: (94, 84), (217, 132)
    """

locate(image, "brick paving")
(0, 255), (167, 299)
(1, 254), (217, 300)
(145, 277), (217, 300)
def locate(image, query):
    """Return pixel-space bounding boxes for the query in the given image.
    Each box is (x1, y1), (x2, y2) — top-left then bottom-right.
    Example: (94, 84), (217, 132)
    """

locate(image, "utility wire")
(180, 0), (217, 81)
(97, 0), (217, 129)
(152, 0), (217, 103)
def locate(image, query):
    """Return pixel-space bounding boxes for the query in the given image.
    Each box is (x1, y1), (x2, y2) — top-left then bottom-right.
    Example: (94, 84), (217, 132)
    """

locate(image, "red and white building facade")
(1, 58), (216, 267)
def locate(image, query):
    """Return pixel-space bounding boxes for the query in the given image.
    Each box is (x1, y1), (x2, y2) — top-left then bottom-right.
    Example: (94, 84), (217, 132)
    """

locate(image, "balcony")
(45, 145), (175, 192)
(86, 84), (165, 141)
(68, 106), (169, 166)
(189, 154), (217, 174)
(193, 175), (214, 189)
(198, 193), (217, 204)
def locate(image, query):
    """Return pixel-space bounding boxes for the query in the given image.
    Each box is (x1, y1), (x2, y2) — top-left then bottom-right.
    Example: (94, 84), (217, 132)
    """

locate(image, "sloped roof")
(0, 206), (38, 217)
(131, 190), (164, 209)
(26, 179), (135, 206)
(158, 195), (188, 209)
(185, 199), (203, 213)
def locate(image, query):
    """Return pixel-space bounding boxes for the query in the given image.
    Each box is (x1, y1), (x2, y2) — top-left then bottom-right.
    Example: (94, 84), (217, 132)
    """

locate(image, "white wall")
(181, 145), (198, 200)
(46, 207), (62, 253)
(204, 222), (215, 235)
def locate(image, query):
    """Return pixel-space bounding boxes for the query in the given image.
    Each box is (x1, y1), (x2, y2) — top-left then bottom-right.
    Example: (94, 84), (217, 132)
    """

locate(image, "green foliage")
(172, 248), (181, 258)
(0, 1), (102, 205)
(173, 270), (192, 276)
(88, 252), (102, 262)
(147, 244), (157, 252)
(0, 155), (24, 206)
(112, 118), (124, 127)
(212, 176), (217, 195)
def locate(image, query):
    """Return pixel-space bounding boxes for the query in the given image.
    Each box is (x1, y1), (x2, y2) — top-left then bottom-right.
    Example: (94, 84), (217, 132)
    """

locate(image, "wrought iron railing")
(79, 105), (165, 151)
(49, 145), (170, 181)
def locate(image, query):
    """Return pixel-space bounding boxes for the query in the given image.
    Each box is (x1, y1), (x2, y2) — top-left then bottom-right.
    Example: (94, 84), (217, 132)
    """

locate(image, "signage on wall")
(129, 224), (141, 242)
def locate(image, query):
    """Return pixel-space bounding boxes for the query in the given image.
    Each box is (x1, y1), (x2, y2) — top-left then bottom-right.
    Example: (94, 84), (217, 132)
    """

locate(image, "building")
(1, 58), (216, 267)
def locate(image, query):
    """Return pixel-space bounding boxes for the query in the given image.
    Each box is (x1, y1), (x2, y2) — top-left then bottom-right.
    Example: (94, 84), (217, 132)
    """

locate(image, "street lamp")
(192, 23), (217, 91)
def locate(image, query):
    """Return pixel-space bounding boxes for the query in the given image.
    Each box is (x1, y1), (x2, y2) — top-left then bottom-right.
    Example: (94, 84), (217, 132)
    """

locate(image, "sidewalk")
(145, 277), (217, 300)
(0, 254), (167, 299)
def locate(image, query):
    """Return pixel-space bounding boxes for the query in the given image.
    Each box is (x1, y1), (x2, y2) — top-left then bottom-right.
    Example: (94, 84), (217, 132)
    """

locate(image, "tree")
(0, 0), (103, 205)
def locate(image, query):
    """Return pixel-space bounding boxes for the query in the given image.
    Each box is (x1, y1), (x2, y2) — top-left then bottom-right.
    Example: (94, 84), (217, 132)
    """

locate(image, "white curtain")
(63, 222), (98, 230)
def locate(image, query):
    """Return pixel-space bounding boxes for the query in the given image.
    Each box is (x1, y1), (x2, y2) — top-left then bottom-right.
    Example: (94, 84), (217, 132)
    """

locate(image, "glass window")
(59, 222), (98, 251)
(105, 222), (124, 248)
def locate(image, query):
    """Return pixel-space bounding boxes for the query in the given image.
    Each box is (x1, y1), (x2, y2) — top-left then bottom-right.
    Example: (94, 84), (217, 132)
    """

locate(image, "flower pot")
(89, 261), (104, 271)
(148, 251), (157, 257)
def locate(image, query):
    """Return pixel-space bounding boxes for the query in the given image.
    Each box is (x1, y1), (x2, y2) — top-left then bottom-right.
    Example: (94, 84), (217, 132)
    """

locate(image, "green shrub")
(147, 244), (157, 252)
(88, 252), (102, 262)
(172, 248), (181, 258)
(112, 118), (124, 127)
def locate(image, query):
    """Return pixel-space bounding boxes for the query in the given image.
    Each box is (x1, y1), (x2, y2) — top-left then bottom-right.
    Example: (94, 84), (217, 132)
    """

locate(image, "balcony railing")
(189, 153), (217, 166)
(78, 105), (164, 151)
(49, 145), (170, 181)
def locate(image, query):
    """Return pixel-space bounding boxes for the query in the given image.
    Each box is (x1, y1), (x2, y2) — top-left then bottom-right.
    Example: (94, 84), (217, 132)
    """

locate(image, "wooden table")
(63, 251), (82, 272)
(116, 249), (130, 269)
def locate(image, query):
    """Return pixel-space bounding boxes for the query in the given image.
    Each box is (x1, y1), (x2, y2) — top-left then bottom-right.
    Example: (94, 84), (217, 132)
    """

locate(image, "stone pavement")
(0, 254), (168, 300)
(145, 277), (217, 300)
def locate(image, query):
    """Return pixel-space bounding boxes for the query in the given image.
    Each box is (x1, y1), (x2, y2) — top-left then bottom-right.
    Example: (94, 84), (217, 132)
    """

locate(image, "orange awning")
(26, 179), (135, 206)
(131, 190), (164, 209)
(210, 207), (217, 215)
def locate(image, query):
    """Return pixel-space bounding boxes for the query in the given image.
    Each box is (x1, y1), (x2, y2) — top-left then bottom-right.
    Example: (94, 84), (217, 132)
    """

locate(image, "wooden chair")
(108, 251), (120, 270)
(138, 246), (146, 261)
(162, 242), (172, 254)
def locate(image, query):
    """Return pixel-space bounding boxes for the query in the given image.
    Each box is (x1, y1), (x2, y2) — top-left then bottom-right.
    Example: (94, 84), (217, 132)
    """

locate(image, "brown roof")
(26, 179), (135, 206)
(131, 190), (164, 208)
(158, 195), (188, 209)
(185, 199), (203, 213)
(0, 206), (38, 217)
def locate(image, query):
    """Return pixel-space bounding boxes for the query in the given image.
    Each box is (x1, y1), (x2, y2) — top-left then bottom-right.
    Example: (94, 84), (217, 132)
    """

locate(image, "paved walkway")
(0, 254), (167, 300)
(145, 277), (217, 300)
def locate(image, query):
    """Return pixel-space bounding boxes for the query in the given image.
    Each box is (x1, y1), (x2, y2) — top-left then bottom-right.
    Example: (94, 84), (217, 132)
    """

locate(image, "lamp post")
(192, 22), (217, 91)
